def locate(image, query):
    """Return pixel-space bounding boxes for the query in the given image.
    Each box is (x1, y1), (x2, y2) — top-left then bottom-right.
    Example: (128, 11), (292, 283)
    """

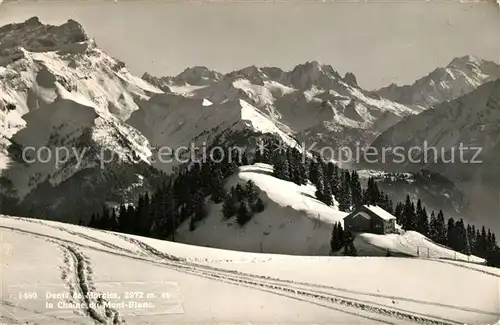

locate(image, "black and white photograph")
(1, 0), (500, 324)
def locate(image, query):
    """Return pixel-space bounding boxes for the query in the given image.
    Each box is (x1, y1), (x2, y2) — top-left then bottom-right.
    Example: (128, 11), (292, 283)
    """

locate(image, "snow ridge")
(376, 55), (500, 109)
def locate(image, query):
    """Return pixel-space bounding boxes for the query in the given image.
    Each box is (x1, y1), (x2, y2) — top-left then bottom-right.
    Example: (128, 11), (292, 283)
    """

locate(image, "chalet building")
(343, 205), (396, 235)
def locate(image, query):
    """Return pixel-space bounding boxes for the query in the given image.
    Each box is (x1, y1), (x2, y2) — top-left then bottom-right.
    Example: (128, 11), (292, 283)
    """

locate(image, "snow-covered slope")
(176, 163), (348, 255)
(353, 231), (485, 264)
(127, 96), (300, 173)
(1, 214), (499, 325)
(376, 55), (500, 109)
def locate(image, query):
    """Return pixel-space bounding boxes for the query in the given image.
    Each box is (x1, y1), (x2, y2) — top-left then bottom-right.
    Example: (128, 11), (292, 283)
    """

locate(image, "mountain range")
(1, 17), (500, 235)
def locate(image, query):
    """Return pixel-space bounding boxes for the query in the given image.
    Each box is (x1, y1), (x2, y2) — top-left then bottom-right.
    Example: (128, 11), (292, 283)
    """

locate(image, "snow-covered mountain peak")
(142, 66), (222, 88)
(175, 66), (223, 85)
(343, 72), (358, 87)
(376, 55), (500, 109)
(0, 20), (162, 122)
(446, 55), (484, 69)
(225, 65), (270, 85)
(288, 60), (342, 89)
(141, 72), (172, 92)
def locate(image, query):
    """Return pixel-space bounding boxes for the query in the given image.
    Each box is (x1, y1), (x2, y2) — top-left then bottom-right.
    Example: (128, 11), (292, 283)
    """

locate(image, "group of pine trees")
(222, 180), (265, 225)
(258, 140), (392, 212)
(87, 144), (256, 239)
(329, 222), (357, 256)
(393, 196), (498, 260)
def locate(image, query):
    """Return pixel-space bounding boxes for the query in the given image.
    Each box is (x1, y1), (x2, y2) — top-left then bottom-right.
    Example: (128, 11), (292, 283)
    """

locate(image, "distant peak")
(172, 66), (221, 86)
(291, 61), (333, 74)
(297, 60), (323, 70)
(180, 66), (213, 73)
(177, 66), (220, 77)
(447, 55), (483, 68)
(306, 60), (322, 67)
(229, 65), (267, 78)
(25, 16), (42, 25)
(343, 72), (358, 87)
(142, 72), (156, 79)
(239, 65), (261, 73)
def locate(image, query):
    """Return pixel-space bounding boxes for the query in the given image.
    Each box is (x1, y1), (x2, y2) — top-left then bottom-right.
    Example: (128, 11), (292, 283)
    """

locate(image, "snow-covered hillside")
(376, 55), (500, 109)
(176, 163), (348, 255)
(127, 96), (299, 173)
(1, 214), (499, 325)
(354, 231), (485, 263)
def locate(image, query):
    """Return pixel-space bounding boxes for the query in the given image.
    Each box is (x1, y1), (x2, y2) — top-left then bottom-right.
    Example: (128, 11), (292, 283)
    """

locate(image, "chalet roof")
(364, 205), (396, 221)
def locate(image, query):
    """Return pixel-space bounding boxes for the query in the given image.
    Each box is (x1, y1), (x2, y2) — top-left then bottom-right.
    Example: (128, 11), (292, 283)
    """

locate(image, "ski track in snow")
(36, 230), (125, 324)
(61, 245), (124, 324)
(0, 217), (481, 325)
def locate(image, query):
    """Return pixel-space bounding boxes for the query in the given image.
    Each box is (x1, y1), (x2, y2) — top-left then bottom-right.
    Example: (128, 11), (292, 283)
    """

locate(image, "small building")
(343, 205), (396, 235)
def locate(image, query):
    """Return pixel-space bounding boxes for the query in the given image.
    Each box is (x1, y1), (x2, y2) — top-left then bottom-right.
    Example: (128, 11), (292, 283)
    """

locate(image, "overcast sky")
(0, 0), (498, 89)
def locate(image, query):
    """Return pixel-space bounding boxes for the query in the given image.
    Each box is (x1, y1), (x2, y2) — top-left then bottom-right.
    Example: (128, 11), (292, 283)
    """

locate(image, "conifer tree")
(455, 219), (467, 253)
(330, 222), (345, 253)
(245, 180), (259, 204)
(273, 153), (290, 181)
(394, 202), (404, 226)
(235, 184), (245, 201)
(350, 171), (363, 208)
(237, 201), (251, 225)
(436, 210), (447, 244)
(447, 218), (456, 249)
(383, 194), (394, 214)
(330, 223), (338, 254)
(401, 195), (413, 230)
(253, 198), (265, 213)
(337, 222), (345, 248)
(109, 208), (118, 230)
(189, 216), (196, 231)
(314, 166), (333, 206)
(210, 168), (227, 203)
(479, 226), (488, 256)
(222, 193), (237, 220)
(416, 200), (429, 236)
(308, 160), (320, 185)
(429, 210), (438, 242)
(338, 173), (351, 212)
